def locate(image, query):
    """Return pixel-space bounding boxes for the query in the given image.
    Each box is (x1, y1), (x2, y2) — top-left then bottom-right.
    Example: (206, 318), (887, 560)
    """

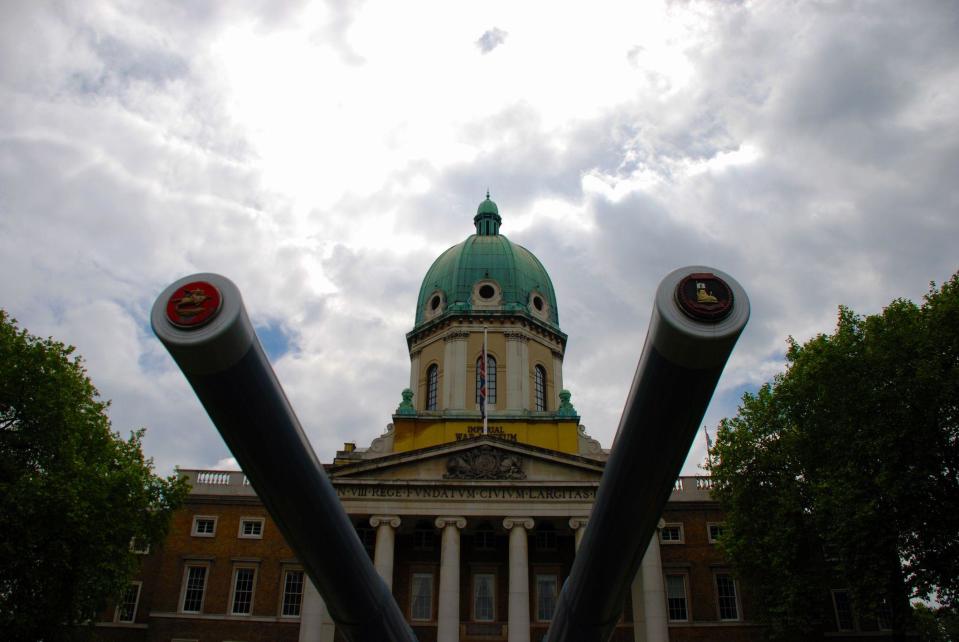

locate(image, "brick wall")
(97, 493), (902, 641)
(96, 496), (303, 642)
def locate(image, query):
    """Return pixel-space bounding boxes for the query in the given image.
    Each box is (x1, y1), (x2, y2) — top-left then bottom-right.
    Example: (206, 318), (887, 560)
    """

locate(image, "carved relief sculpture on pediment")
(444, 445), (526, 480)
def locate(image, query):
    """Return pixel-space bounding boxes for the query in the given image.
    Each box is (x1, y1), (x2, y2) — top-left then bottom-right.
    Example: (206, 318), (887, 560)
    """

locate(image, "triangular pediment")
(328, 438), (605, 483)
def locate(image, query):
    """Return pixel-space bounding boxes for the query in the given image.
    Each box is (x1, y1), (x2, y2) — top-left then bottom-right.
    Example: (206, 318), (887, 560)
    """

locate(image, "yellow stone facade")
(391, 416), (581, 454)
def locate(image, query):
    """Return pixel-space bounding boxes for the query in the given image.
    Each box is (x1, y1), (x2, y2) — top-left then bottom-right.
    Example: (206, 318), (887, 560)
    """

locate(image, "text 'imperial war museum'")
(99, 197), (801, 641)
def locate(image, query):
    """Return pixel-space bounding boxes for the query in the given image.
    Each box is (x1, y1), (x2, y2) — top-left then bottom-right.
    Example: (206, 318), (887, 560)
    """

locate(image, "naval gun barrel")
(151, 274), (416, 642)
(545, 266), (750, 642)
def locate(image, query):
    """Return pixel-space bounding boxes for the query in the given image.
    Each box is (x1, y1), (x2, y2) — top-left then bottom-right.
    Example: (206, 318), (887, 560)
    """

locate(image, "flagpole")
(483, 326), (488, 435)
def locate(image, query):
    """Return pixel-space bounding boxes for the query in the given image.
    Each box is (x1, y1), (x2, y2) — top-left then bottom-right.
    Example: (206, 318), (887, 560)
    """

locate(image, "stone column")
(631, 520), (668, 642)
(436, 516), (466, 642)
(568, 517), (588, 552)
(443, 332), (469, 410)
(505, 332), (530, 411)
(370, 515), (401, 591)
(299, 577), (335, 642)
(503, 517), (535, 642)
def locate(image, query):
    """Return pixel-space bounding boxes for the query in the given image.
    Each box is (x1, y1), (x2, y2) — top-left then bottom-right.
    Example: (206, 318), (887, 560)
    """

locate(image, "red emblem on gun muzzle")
(165, 281), (222, 328)
(675, 272), (733, 322)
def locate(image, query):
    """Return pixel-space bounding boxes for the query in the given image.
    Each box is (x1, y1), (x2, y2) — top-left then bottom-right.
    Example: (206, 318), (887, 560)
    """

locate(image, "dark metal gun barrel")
(151, 273), (416, 642)
(545, 266), (750, 642)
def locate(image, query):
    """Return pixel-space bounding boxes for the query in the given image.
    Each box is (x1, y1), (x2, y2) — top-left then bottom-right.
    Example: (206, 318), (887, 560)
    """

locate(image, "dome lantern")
(473, 191), (502, 236)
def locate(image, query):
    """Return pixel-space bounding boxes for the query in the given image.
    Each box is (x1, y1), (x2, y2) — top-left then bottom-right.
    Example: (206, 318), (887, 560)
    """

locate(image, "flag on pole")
(479, 327), (488, 429)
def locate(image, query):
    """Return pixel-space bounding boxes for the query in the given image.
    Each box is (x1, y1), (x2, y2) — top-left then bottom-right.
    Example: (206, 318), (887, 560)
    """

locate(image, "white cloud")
(1, 0), (957, 479)
(214, 457), (241, 471)
(476, 28), (508, 54)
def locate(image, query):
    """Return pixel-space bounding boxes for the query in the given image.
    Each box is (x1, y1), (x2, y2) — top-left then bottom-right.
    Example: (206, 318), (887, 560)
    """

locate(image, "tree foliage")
(0, 311), (188, 641)
(912, 604), (959, 642)
(709, 273), (959, 639)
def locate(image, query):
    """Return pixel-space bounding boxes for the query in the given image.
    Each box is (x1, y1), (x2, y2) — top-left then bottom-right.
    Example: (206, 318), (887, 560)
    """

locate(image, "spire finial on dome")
(486, 188), (490, 200)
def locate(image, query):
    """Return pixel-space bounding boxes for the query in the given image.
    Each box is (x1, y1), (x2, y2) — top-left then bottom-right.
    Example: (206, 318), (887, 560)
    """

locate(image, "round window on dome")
(528, 290), (550, 320)
(471, 280), (502, 309)
(424, 290), (445, 319)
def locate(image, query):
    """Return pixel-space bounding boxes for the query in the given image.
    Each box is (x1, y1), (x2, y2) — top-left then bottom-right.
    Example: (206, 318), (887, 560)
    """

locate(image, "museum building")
(95, 197), (888, 641)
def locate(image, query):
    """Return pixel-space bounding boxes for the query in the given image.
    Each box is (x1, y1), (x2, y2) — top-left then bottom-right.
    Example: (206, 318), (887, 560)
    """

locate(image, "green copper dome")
(477, 199), (498, 215)
(413, 195), (561, 332)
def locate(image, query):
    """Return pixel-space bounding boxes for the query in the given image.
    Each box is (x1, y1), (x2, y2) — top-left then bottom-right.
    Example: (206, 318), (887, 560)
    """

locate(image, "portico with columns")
(292, 436), (677, 642)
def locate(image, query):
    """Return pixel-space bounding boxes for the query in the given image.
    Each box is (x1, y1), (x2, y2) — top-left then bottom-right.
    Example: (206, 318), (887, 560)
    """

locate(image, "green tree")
(709, 274), (959, 640)
(0, 311), (188, 641)
(913, 603), (959, 642)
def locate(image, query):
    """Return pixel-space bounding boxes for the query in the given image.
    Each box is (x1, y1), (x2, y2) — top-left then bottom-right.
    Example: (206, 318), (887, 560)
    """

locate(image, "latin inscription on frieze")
(334, 485), (597, 501)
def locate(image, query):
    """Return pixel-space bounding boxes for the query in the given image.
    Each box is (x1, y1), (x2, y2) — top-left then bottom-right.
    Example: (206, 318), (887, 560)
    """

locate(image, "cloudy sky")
(2, 1), (956, 477)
